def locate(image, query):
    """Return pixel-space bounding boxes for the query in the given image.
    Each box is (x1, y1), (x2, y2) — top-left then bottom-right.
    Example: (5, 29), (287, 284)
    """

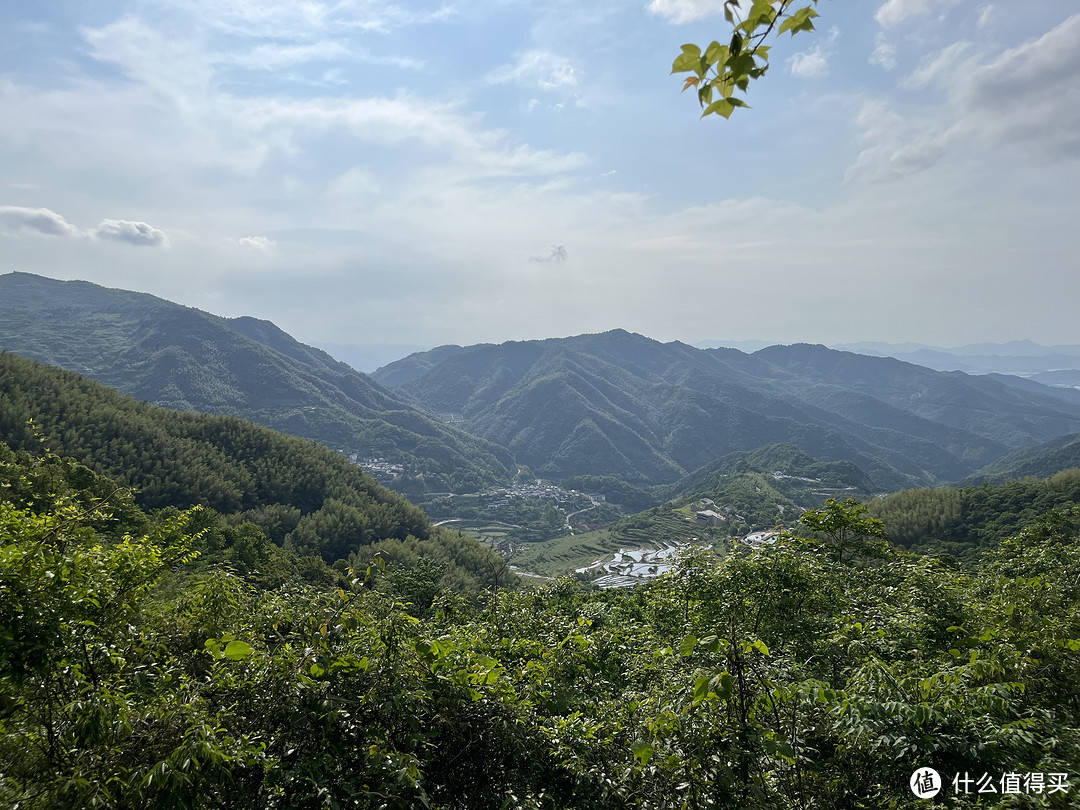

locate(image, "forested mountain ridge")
(0, 352), (512, 588)
(867, 468), (1080, 565)
(961, 432), (1080, 485)
(375, 330), (1080, 490)
(0, 272), (514, 493)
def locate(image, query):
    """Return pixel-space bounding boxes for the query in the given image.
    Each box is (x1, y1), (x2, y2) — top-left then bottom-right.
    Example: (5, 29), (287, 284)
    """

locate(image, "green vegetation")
(3, 457), (1078, 808)
(378, 331), (1080, 491)
(508, 528), (627, 578)
(608, 506), (720, 549)
(4, 277), (1080, 806)
(560, 474), (663, 510)
(0, 272), (515, 493)
(965, 432), (1080, 484)
(868, 469), (1080, 566)
(671, 1), (819, 120)
(671, 443), (878, 501)
(0, 352), (511, 590)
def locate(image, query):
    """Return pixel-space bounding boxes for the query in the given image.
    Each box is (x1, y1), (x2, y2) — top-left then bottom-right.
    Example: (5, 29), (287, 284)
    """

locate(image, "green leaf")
(631, 740), (653, 767)
(702, 99), (735, 119)
(704, 42), (729, 67)
(717, 672), (735, 701)
(680, 634), (698, 657)
(223, 639), (253, 660)
(779, 5), (819, 35)
(693, 675), (711, 702)
(671, 50), (704, 75)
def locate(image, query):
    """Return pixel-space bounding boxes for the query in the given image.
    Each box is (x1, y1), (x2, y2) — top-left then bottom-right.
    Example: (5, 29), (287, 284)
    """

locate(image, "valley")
(9, 269), (1080, 584)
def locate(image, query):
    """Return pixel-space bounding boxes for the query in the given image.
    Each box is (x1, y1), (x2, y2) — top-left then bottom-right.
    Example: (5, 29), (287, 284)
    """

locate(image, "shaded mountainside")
(375, 330), (1080, 489)
(0, 352), (511, 588)
(962, 432), (1080, 485)
(0, 272), (513, 493)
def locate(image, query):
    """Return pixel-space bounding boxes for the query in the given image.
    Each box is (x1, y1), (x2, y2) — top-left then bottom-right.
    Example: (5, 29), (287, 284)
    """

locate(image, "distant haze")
(315, 343), (433, 374)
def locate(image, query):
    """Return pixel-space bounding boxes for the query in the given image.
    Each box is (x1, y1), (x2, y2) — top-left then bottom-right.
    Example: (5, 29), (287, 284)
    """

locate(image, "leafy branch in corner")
(671, 0), (819, 119)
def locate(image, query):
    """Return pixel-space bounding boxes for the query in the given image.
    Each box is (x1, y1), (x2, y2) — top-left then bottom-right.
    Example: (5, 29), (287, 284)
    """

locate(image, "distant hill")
(831, 339), (1080, 379)
(0, 272), (513, 493)
(0, 352), (511, 588)
(984, 373), (1080, 406)
(962, 432), (1080, 485)
(653, 443), (879, 535)
(374, 330), (1080, 489)
(669, 443), (879, 501)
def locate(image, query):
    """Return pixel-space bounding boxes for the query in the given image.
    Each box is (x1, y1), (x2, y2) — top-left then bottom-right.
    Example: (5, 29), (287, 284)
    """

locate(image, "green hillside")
(0, 352), (511, 589)
(0, 272), (514, 493)
(376, 331), (1080, 489)
(963, 432), (1080, 484)
(669, 442), (879, 500)
(867, 468), (1080, 565)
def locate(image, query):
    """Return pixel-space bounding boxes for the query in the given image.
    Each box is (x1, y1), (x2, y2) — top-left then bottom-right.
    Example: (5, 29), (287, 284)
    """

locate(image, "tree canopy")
(3, 442), (1078, 808)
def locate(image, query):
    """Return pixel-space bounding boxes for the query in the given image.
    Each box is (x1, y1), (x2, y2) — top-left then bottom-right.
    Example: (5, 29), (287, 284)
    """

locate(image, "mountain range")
(374, 331), (1080, 490)
(0, 272), (513, 493)
(6, 271), (1080, 501)
(829, 339), (1080, 386)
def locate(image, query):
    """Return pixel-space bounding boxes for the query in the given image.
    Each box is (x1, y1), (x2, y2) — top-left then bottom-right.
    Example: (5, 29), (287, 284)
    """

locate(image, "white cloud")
(220, 39), (424, 72)
(84, 16), (214, 106)
(0, 206), (168, 246)
(845, 100), (951, 184)
(328, 166), (380, 197)
(849, 14), (1080, 182)
(904, 41), (970, 89)
(157, 0), (456, 38)
(950, 14), (1080, 158)
(94, 219), (169, 246)
(238, 235), (275, 250)
(787, 26), (837, 78)
(529, 243), (568, 263)
(0, 206), (84, 237)
(231, 94), (589, 176)
(870, 32), (897, 70)
(875, 0), (957, 28)
(487, 50), (578, 91)
(788, 47), (828, 78)
(647, 0), (726, 25)
(31, 13), (591, 191)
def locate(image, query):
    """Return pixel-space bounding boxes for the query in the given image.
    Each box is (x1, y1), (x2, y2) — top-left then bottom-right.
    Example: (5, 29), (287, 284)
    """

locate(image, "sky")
(2, 0), (1079, 364)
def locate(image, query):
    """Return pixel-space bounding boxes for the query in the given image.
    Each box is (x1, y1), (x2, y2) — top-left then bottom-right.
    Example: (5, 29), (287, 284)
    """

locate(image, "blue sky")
(2, 1), (1079, 360)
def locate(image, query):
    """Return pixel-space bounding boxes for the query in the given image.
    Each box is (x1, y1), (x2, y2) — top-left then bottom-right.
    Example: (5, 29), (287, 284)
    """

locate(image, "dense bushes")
(3, 461), (1078, 808)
